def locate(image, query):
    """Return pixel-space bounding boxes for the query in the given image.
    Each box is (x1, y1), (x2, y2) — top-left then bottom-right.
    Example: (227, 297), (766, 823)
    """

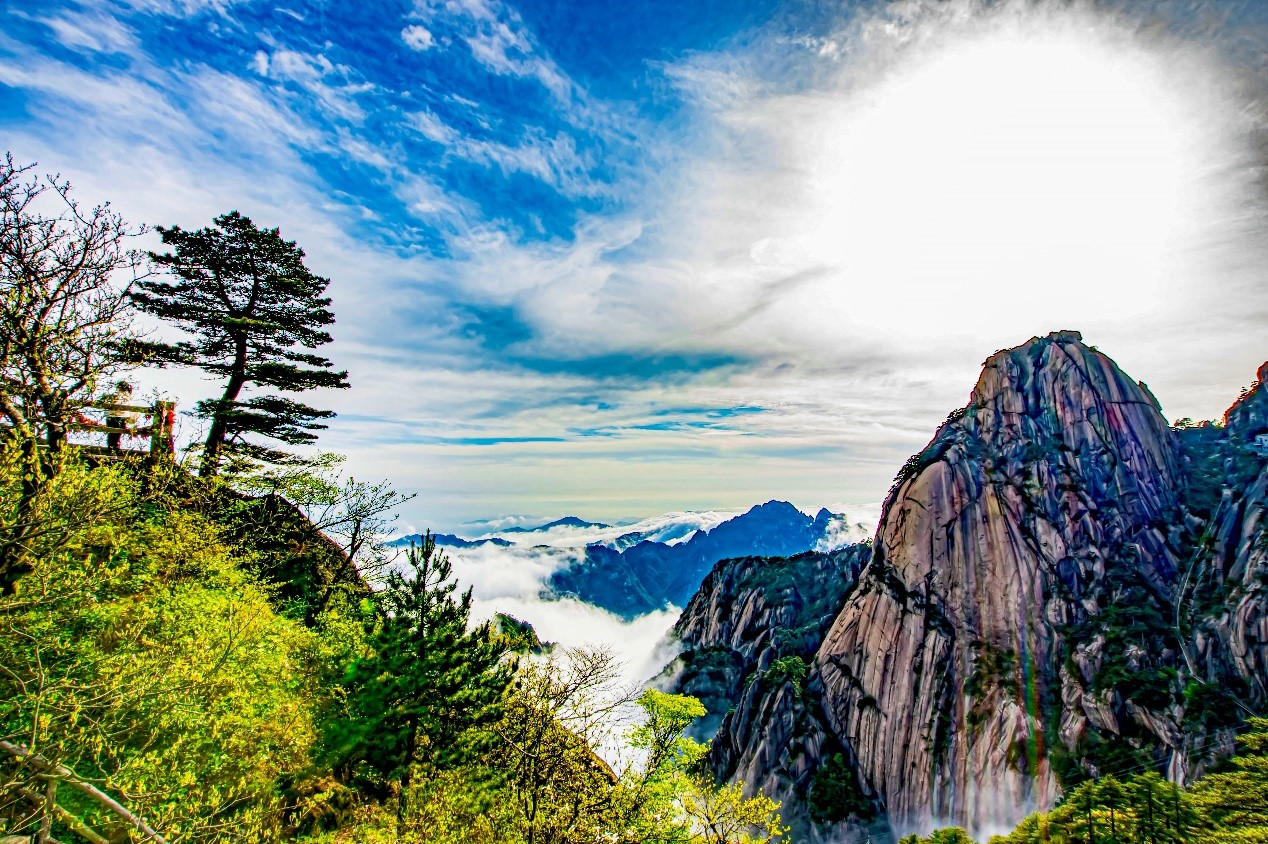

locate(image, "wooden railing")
(68, 400), (176, 458)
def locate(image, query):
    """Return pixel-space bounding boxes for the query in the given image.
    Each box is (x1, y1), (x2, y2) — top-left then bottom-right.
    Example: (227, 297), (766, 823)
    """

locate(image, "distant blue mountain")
(546, 501), (839, 618)
(387, 533), (512, 549)
(610, 530), (651, 550)
(499, 516), (612, 533)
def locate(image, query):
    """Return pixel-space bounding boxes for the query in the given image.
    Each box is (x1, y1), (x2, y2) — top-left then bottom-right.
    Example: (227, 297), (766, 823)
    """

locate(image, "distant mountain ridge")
(386, 532), (511, 549)
(546, 501), (847, 618)
(498, 516), (612, 533)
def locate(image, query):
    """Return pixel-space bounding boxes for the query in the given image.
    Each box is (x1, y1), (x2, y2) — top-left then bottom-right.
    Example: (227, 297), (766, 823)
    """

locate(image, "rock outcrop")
(815, 331), (1195, 834)
(1185, 363), (1268, 735)
(700, 332), (1268, 840)
(670, 546), (867, 732)
(661, 546), (872, 839)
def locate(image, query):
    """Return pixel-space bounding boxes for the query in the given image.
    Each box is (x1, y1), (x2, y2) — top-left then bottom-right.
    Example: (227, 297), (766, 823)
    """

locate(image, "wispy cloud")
(39, 9), (140, 54)
(2, 0), (1265, 533)
(414, 0), (574, 102)
(121, 0), (237, 14)
(251, 47), (373, 121)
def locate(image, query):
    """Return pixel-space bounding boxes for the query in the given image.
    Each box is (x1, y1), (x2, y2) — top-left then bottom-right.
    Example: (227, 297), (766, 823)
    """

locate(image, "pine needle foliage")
(130, 211), (348, 475)
(325, 533), (515, 819)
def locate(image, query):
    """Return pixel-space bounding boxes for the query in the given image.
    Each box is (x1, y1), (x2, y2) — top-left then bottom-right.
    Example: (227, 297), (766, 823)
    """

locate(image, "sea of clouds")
(416, 504), (881, 688)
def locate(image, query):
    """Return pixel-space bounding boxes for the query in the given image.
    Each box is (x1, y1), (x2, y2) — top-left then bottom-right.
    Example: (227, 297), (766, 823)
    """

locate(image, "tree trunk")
(200, 335), (248, 477)
(37, 779), (55, 844)
(0, 436), (44, 592)
(36, 389), (68, 459)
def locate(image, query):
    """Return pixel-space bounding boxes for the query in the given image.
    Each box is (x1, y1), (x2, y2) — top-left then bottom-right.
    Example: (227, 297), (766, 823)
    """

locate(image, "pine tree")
(329, 533), (514, 827)
(130, 211), (348, 476)
(1188, 718), (1268, 842)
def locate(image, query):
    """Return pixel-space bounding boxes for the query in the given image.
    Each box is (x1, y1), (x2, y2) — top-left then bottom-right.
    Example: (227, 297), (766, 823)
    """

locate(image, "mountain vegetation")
(5, 152), (1268, 844)
(0, 153), (790, 843)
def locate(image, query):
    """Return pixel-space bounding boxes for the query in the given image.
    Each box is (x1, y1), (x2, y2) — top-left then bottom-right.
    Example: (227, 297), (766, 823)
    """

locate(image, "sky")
(3, 0), (1267, 534)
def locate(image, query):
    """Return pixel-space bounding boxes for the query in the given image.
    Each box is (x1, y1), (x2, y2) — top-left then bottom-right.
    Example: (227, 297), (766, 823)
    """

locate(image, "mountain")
(387, 532), (512, 549)
(665, 546), (870, 733)
(692, 332), (1268, 840)
(498, 516), (612, 533)
(547, 501), (842, 618)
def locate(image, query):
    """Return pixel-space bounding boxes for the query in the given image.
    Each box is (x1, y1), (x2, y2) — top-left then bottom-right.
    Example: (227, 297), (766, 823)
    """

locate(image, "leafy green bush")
(0, 455), (326, 842)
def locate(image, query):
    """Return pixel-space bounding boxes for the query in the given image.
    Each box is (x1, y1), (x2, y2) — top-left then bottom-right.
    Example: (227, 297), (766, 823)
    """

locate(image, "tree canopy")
(131, 211), (348, 475)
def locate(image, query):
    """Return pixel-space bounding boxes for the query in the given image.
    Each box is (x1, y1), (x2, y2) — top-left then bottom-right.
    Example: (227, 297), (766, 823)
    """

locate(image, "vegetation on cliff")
(900, 718), (1268, 843)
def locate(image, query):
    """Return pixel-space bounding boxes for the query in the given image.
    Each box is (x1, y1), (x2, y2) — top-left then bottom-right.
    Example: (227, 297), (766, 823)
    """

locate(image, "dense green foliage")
(746, 656), (809, 699)
(0, 455), (328, 841)
(325, 534), (514, 812)
(901, 830), (976, 844)
(807, 754), (874, 823)
(0, 445), (790, 843)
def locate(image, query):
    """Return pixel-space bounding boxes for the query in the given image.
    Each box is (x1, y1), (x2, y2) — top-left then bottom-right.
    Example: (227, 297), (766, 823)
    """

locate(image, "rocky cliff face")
(668, 546), (868, 736)
(1185, 363), (1268, 735)
(661, 546), (872, 839)
(705, 332), (1268, 840)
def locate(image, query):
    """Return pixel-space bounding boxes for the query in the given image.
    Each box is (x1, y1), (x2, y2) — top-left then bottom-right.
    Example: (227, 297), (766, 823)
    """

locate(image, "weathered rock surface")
(661, 546), (871, 839)
(675, 336), (1268, 840)
(813, 331), (1193, 834)
(1185, 363), (1268, 738)
(667, 546), (867, 737)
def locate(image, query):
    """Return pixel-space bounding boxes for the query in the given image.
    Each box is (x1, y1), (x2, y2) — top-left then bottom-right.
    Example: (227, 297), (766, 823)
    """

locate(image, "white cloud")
(409, 109), (458, 144)
(120, 0), (247, 16)
(412, 0), (574, 102)
(475, 508), (743, 546)
(41, 10), (139, 54)
(261, 48), (373, 121)
(405, 114), (603, 197)
(392, 539), (679, 687)
(401, 24), (435, 51)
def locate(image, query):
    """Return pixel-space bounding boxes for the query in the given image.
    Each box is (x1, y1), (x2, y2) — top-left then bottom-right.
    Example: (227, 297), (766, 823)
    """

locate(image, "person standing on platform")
(102, 381), (140, 452)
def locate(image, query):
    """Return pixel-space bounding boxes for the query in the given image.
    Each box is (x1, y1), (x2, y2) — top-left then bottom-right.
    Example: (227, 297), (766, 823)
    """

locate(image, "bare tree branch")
(0, 740), (168, 844)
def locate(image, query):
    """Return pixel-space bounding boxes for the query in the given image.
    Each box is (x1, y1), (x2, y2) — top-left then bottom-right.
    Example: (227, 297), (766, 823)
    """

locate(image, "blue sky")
(3, 0), (1267, 532)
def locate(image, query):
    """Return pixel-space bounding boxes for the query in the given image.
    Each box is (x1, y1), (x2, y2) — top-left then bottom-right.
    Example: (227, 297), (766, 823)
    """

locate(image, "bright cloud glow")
(806, 32), (1188, 323)
(653, 1), (1266, 386)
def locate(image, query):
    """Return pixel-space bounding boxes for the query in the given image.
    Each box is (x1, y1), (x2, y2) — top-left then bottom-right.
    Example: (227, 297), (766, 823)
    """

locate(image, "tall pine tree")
(131, 211), (348, 476)
(329, 533), (514, 826)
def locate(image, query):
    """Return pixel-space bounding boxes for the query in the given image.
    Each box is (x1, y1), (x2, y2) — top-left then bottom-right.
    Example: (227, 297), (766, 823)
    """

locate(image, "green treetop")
(327, 533), (514, 829)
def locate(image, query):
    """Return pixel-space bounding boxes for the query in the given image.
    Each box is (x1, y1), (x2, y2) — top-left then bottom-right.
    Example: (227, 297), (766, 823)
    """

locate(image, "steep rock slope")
(814, 331), (1192, 834)
(662, 546), (873, 839)
(668, 546), (869, 738)
(1184, 364), (1268, 731)
(681, 336), (1267, 840)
